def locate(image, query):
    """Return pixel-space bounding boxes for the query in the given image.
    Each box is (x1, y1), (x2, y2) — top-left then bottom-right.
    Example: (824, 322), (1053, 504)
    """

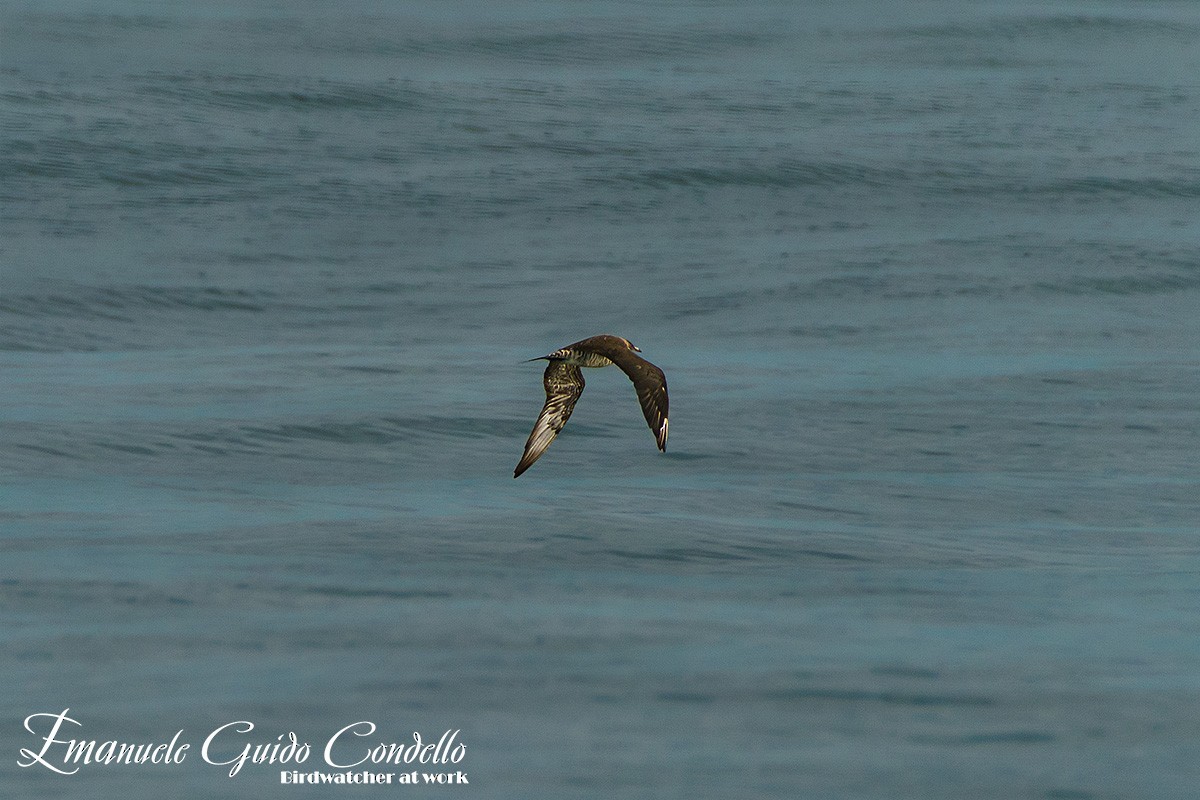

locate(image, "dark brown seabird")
(514, 334), (669, 478)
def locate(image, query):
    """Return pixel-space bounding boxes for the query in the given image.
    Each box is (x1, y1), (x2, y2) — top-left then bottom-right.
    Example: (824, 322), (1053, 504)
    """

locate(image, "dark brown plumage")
(514, 335), (669, 477)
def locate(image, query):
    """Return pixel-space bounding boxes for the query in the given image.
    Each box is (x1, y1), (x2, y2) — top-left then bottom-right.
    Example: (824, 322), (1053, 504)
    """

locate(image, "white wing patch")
(514, 362), (585, 477)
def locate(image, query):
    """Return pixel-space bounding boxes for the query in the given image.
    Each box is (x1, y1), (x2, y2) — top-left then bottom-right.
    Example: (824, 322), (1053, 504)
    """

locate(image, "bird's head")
(622, 337), (641, 352)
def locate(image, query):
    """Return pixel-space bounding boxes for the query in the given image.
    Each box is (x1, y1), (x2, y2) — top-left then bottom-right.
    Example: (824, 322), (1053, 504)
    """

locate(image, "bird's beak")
(632, 345), (642, 352)
(524, 356), (549, 362)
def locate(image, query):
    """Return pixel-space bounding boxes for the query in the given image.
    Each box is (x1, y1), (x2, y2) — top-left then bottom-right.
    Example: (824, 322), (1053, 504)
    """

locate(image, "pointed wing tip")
(514, 453), (539, 477)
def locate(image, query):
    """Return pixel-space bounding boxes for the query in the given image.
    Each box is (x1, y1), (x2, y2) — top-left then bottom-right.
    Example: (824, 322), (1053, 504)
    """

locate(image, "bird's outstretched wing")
(609, 349), (669, 451)
(514, 362), (585, 477)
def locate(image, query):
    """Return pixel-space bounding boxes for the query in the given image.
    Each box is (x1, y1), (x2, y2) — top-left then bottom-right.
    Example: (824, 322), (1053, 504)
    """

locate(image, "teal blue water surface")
(3, 1), (1199, 798)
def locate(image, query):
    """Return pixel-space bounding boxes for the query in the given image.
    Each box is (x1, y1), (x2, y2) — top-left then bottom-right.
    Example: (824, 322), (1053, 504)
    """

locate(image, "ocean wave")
(1, 133), (291, 191)
(7, 415), (543, 466)
(1036, 272), (1200, 297)
(295, 18), (773, 66)
(897, 13), (1200, 42)
(1038, 175), (1200, 200)
(0, 285), (290, 352)
(0, 286), (274, 320)
(656, 241), (1199, 318)
(0, 577), (194, 610)
(600, 159), (906, 190)
(134, 71), (429, 113)
(0, 277), (515, 352)
(446, 26), (770, 66)
(596, 157), (1200, 199)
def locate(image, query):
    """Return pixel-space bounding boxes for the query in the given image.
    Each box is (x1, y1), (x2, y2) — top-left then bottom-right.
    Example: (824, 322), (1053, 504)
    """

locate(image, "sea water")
(3, 1), (1199, 798)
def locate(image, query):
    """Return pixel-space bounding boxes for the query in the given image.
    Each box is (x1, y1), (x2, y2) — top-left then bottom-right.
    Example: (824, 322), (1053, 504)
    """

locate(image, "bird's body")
(514, 334), (669, 478)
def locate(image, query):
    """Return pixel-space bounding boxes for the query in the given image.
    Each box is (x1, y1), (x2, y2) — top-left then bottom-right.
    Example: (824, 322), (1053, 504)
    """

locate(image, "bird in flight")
(514, 334), (669, 477)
